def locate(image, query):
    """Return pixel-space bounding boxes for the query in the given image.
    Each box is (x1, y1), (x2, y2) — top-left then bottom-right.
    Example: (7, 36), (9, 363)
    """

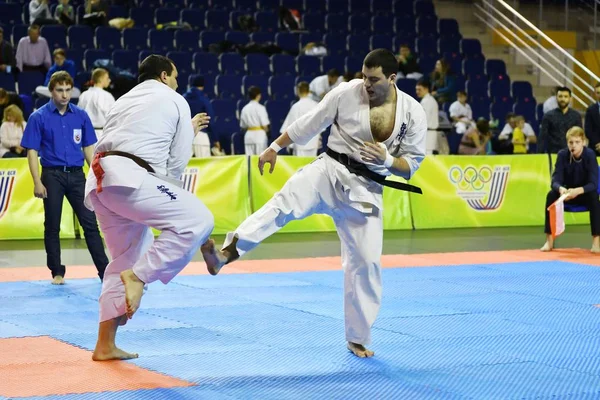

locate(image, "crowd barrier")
(0, 154), (590, 240)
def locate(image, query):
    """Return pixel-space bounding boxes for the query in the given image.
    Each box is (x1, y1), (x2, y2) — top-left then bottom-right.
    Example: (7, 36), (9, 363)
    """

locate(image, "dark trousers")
(41, 167), (108, 279)
(545, 190), (600, 236)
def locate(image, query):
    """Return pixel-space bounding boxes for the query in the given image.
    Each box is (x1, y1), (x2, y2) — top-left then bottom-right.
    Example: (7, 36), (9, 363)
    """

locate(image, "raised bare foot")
(51, 276), (65, 285)
(120, 269), (144, 319)
(201, 239), (228, 276)
(347, 342), (374, 358)
(92, 346), (139, 361)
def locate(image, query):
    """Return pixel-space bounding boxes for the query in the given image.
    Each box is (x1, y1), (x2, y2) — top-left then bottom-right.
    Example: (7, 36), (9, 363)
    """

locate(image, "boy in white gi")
(202, 49), (427, 358)
(281, 81), (321, 157)
(84, 55), (212, 361)
(240, 86), (270, 155)
(77, 68), (115, 138)
(309, 69), (342, 102)
(449, 90), (475, 134)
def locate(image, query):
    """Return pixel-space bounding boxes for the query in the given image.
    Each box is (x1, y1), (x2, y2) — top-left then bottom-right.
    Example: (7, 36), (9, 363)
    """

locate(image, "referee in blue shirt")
(21, 71), (109, 285)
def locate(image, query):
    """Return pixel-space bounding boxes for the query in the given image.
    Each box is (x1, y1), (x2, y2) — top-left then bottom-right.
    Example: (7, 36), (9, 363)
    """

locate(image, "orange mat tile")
(0, 337), (194, 398)
(1, 248), (598, 283)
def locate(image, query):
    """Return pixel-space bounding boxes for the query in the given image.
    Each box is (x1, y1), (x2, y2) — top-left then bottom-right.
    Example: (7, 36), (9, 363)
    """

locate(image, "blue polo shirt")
(21, 100), (97, 167)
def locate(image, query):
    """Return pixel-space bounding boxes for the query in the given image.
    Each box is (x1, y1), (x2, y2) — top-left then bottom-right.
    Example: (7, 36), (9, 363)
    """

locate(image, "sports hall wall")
(0, 154), (589, 240)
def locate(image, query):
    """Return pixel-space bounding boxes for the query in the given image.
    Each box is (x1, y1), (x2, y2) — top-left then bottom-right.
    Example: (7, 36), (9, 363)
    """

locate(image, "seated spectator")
(240, 86), (270, 155)
(541, 127), (600, 253)
(15, 25), (52, 74)
(83, 0), (109, 28)
(309, 69), (342, 102)
(511, 115), (528, 154)
(458, 119), (492, 155)
(496, 112), (537, 154)
(301, 42), (327, 57)
(29, 0), (57, 26)
(0, 88), (25, 117)
(54, 0), (75, 26)
(0, 28), (16, 75)
(77, 68), (115, 137)
(449, 90), (475, 134)
(35, 48), (80, 98)
(0, 105), (27, 158)
(430, 58), (457, 104)
(396, 43), (422, 80)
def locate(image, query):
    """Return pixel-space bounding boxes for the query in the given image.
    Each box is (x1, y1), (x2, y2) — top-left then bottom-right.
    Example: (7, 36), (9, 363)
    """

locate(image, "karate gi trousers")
(223, 154), (383, 345)
(86, 157), (214, 322)
(244, 129), (268, 155)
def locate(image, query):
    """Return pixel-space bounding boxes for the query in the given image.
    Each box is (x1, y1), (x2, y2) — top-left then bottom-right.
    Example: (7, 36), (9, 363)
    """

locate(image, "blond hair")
(514, 115), (525, 124)
(91, 68), (108, 84)
(566, 126), (586, 141)
(3, 105), (25, 130)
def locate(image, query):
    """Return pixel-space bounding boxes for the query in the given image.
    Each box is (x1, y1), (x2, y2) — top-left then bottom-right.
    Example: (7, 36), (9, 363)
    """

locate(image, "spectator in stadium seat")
(0, 88), (25, 117)
(396, 43), (422, 80)
(29, 0), (58, 26)
(240, 86), (270, 155)
(183, 75), (217, 158)
(496, 112), (536, 154)
(35, 48), (80, 98)
(458, 118), (492, 155)
(15, 25), (52, 74)
(584, 82), (600, 156)
(538, 87), (582, 154)
(309, 69), (342, 102)
(0, 28), (16, 75)
(54, 0), (75, 26)
(449, 90), (475, 135)
(416, 79), (447, 155)
(510, 115), (528, 155)
(77, 68), (115, 138)
(0, 105), (27, 158)
(83, 0), (109, 28)
(430, 58), (457, 104)
(541, 126), (600, 253)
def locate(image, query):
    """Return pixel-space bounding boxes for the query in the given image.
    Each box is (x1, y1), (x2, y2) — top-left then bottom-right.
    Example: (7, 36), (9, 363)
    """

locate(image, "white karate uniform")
(498, 122), (536, 151)
(281, 96), (321, 157)
(193, 131), (211, 157)
(420, 93), (445, 155)
(84, 80), (214, 323)
(309, 75), (343, 102)
(449, 100), (474, 134)
(222, 80), (427, 345)
(77, 86), (116, 139)
(240, 100), (270, 155)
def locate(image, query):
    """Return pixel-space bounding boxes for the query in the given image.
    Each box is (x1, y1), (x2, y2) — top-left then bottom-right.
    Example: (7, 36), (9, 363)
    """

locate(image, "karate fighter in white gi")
(202, 49), (427, 358)
(84, 55), (213, 361)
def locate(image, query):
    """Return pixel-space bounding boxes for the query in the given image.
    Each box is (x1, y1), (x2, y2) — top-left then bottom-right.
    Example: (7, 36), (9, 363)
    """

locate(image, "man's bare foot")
(120, 269), (144, 319)
(51, 276), (64, 285)
(592, 246), (600, 253)
(201, 239), (228, 276)
(540, 235), (554, 252)
(92, 346), (139, 361)
(347, 342), (374, 358)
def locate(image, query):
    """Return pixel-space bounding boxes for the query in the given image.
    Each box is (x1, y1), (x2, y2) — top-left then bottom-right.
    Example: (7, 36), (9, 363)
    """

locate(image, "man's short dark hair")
(416, 79), (430, 91)
(48, 71), (74, 91)
(248, 86), (261, 99)
(363, 48), (398, 78)
(556, 86), (571, 96)
(457, 90), (467, 97)
(138, 54), (175, 84)
(476, 119), (490, 134)
(327, 68), (340, 78)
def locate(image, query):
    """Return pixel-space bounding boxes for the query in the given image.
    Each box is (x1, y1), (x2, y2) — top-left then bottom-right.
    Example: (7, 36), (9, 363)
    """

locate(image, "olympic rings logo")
(448, 166), (493, 191)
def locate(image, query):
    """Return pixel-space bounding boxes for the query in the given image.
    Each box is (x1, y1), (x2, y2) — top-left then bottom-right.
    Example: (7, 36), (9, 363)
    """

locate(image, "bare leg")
(347, 342), (375, 358)
(540, 234), (554, 252)
(92, 315), (138, 361)
(120, 269), (145, 319)
(592, 236), (600, 253)
(51, 275), (64, 285)
(201, 238), (235, 276)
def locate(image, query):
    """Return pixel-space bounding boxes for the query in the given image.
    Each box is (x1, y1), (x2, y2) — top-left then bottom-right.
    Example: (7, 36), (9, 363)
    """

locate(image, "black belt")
(101, 151), (155, 173)
(44, 166), (82, 173)
(326, 148), (423, 194)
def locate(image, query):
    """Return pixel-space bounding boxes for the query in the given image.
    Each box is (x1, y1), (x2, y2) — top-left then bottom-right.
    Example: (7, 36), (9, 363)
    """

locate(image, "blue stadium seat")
(371, 15), (393, 34)
(438, 18), (461, 39)
(211, 99), (236, 120)
(228, 10), (245, 30)
(323, 33), (346, 56)
(349, 0), (371, 15)
(345, 56), (362, 74)
(201, 74), (215, 97)
(188, 0), (209, 10)
(396, 78), (418, 100)
(0, 3), (22, 25)
(108, 5), (128, 19)
(75, 71), (91, 91)
(303, 12), (325, 33)
(269, 75), (296, 101)
(489, 76), (511, 98)
(470, 96), (491, 120)
(349, 15), (370, 35)
(490, 96), (514, 121)
(200, 31), (225, 50)
(210, 0), (234, 9)
(395, 15), (416, 37)
(19, 94), (33, 119)
(225, 31), (249, 46)
(443, 51), (462, 76)
(219, 53), (245, 75)
(325, 14), (348, 35)
(123, 28), (148, 51)
(216, 75), (242, 100)
(250, 32), (275, 44)
(112, 49), (138, 73)
(194, 52), (219, 76)
(416, 15), (438, 37)
(97, 26), (123, 51)
(167, 51), (192, 75)
(275, 32), (300, 55)
(438, 37), (460, 54)
(41, 25), (67, 50)
(461, 39), (484, 59)
(299, 33), (323, 48)
(415, 37), (438, 58)
(139, 49), (165, 63)
(512, 81), (534, 101)
(130, 8), (154, 29)
(155, 8), (180, 25)
(370, 35), (393, 51)
(514, 99), (537, 122)
(347, 34), (369, 58)
(0, 73), (16, 92)
(415, 0), (435, 16)
(417, 56), (436, 76)
(296, 75), (317, 87)
(17, 71), (44, 96)
(466, 76), (488, 97)
(35, 96), (50, 109)
(297, 55), (321, 76)
(536, 103), (544, 121)
(236, 99), (247, 119)
(174, 30), (199, 52)
(84, 49), (110, 70)
(235, 0), (256, 11)
(271, 54), (296, 76)
(265, 100), (289, 141)
(462, 58), (485, 79)
(327, 0), (347, 14)
(149, 29), (174, 52)
(205, 9), (229, 31)
(180, 9), (205, 30)
(322, 55), (344, 73)
(11, 25), (28, 48)
(255, 11), (278, 32)
(246, 54), (271, 76)
(68, 25), (94, 51)
(371, 0), (393, 15)
(485, 59), (507, 78)
(258, 0), (280, 10)
(243, 75), (270, 100)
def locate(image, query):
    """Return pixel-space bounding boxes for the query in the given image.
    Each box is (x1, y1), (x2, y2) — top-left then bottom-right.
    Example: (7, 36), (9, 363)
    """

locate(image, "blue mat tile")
(0, 281), (51, 297)
(0, 320), (37, 338)
(499, 305), (600, 333)
(207, 284), (340, 304)
(173, 273), (314, 289)
(483, 260), (600, 275)
(383, 279), (498, 299)
(139, 287), (251, 309)
(0, 295), (99, 316)
(20, 387), (238, 400)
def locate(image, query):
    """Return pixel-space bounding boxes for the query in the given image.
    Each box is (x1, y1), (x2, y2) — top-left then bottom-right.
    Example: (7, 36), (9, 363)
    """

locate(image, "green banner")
(0, 158), (76, 240)
(409, 155), (553, 229)
(249, 155), (413, 232)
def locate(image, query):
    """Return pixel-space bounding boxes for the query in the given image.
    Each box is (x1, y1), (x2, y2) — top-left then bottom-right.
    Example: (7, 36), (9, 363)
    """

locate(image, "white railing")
(475, 0), (599, 109)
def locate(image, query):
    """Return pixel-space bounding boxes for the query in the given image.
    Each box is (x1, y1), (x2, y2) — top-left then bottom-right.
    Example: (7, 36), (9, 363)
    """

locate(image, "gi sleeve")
(391, 101), (428, 179)
(166, 98), (194, 180)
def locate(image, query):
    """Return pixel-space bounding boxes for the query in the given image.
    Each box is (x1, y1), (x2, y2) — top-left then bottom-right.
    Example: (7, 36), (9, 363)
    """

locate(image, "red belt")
(91, 151), (155, 193)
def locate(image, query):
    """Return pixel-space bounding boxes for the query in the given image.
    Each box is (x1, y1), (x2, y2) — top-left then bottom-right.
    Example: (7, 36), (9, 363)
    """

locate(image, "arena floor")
(2, 226), (600, 399)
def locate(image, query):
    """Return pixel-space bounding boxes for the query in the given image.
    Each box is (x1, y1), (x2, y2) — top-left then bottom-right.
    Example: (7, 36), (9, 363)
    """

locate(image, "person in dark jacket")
(538, 87), (582, 154)
(584, 82), (600, 156)
(183, 75), (218, 150)
(541, 126), (600, 253)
